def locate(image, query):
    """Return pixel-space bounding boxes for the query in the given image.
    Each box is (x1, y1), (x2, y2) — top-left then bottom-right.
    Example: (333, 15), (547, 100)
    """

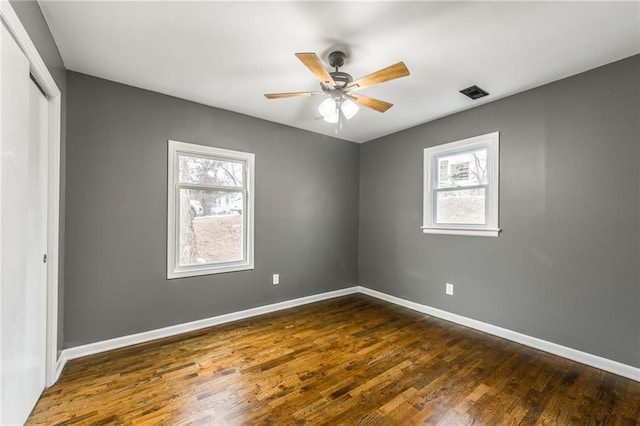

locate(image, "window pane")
(436, 188), (486, 224)
(437, 148), (487, 188)
(178, 188), (243, 267)
(178, 154), (243, 187)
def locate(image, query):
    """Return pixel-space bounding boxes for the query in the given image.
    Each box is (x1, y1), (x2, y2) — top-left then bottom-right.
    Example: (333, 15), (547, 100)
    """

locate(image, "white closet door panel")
(22, 79), (48, 416)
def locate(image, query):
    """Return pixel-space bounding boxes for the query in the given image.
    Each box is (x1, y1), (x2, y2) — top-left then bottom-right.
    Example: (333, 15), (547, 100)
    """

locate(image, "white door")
(1, 21), (49, 426)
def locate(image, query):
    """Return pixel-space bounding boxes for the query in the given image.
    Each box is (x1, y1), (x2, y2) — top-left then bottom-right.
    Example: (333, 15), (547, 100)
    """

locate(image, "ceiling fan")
(265, 51), (410, 127)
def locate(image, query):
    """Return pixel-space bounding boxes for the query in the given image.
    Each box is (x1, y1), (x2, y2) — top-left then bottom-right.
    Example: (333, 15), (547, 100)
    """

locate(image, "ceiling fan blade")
(295, 53), (336, 87)
(347, 62), (410, 90)
(349, 94), (393, 112)
(264, 91), (321, 99)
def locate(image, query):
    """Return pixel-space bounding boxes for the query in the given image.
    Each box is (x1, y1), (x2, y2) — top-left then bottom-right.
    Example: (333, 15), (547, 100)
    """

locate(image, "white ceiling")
(38, 1), (639, 143)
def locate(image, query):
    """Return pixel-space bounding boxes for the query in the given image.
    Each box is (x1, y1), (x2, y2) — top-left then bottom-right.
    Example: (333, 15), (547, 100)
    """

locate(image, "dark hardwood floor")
(27, 295), (640, 425)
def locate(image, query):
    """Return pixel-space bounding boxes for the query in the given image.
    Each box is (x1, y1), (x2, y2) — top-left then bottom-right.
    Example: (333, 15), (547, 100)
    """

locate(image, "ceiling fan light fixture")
(341, 99), (359, 120)
(324, 112), (339, 124)
(318, 98), (339, 123)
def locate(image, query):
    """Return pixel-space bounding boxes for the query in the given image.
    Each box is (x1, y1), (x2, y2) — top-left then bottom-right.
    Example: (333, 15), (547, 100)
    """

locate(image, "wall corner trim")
(56, 285), (639, 384)
(54, 352), (68, 383)
(357, 286), (640, 382)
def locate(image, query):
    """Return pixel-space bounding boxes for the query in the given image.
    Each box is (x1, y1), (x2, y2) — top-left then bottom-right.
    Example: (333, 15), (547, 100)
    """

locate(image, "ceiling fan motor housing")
(322, 71), (353, 92)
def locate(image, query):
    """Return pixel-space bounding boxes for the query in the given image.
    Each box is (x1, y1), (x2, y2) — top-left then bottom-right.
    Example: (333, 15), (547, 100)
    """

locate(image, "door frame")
(1, 0), (61, 386)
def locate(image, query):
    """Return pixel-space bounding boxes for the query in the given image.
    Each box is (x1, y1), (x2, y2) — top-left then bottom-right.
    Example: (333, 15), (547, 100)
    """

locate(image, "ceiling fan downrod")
(328, 51), (345, 71)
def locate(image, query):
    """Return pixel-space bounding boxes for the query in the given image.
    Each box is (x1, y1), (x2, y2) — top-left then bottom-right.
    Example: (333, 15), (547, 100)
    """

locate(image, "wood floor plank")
(27, 295), (640, 425)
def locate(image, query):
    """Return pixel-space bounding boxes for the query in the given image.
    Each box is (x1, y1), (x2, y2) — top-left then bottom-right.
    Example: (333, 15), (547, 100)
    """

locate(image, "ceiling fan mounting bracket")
(328, 51), (346, 70)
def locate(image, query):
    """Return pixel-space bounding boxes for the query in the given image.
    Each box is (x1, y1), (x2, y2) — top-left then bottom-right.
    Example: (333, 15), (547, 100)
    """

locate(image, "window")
(167, 140), (254, 278)
(423, 132), (500, 237)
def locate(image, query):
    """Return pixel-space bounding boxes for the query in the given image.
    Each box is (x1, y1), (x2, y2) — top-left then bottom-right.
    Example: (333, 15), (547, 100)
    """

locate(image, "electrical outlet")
(446, 283), (454, 295)
(272, 274), (279, 285)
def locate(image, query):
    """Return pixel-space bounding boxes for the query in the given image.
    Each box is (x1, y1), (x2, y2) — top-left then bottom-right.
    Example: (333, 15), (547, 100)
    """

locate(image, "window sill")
(167, 263), (254, 280)
(421, 227), (500, 237)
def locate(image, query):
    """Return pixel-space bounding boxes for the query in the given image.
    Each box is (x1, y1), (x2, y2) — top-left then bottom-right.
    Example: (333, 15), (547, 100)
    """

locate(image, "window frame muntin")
(167, 140), (255, 279)
(423, 132), (500, 237)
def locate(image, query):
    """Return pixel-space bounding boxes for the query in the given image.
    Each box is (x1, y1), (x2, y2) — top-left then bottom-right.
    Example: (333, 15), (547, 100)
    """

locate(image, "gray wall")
(11, 0), (67, 352)
(64, 72), (359, 347)
(360, 55), (640, 367)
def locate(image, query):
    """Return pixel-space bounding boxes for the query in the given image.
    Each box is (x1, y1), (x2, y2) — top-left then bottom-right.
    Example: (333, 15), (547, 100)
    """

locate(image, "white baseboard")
(56, 285), (639, 384)
(60, 287), (359, 364)
(357, 286), (640, 382)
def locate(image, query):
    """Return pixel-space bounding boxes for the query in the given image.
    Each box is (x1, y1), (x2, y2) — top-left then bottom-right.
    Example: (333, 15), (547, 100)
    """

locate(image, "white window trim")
(422, 131), (500, 237)
(167, 140), (254, 279)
